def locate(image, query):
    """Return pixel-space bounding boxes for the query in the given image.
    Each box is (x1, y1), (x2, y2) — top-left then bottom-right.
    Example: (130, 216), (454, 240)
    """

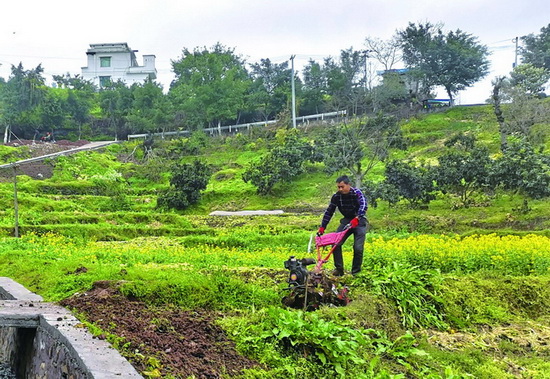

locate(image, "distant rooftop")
(86, 43), (136, 54)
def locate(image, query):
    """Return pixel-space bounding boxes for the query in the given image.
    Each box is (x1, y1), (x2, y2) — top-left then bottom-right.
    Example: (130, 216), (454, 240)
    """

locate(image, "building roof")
(86, 43), (135, 54)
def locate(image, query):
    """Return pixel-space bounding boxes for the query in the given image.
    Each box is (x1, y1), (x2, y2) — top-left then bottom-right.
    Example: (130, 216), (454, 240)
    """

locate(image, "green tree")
(99, 80), (134, 139)
(398, 22), (490, 103)
(371, 71), (411, 112)
(53, 73), (97, 92)
(52, 74), (97, 139)
(509, 63), (550, 96)
(301, 59), (327, 115)
(382, 160), (435, 207)
(433, 133), (492, 207)
(489, 139), (550, 201)
(40, 89), (66, 134)
(127, 79), (173, 134)
(157, 160), (212, 210)
(242, 130), (317, 195)
(248, 58), (293, 121)
(302, 48), (368, 115)
(491, 74), (550, 149)
(323, 49), (366, 114)
(0, 63), (47, 140)
(520, 23), (550, 70)
(170, 43), (251, 129)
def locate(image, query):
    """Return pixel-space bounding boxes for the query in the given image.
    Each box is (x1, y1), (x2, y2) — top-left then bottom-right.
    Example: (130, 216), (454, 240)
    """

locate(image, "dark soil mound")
(1, 140), (90, 179)
(60, 281), (259, 378)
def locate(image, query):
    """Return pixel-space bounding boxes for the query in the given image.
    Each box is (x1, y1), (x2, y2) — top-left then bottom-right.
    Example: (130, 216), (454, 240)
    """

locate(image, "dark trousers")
(332, 217), (367, 275)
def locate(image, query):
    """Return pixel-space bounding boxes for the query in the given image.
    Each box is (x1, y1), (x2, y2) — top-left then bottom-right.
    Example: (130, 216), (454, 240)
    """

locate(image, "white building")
(81, 43), (156, 88)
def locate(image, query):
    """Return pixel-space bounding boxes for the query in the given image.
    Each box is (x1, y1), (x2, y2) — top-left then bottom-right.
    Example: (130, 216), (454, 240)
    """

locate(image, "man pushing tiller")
(318, 175), (368, 276)
(281, 175), (368, 310)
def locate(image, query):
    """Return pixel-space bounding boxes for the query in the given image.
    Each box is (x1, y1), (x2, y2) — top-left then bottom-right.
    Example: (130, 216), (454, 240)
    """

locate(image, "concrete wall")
(0, 277), (142, 378)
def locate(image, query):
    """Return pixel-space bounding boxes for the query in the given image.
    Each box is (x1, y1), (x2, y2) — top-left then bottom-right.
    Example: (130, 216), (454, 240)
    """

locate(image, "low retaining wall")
(0, 277), (142, 378)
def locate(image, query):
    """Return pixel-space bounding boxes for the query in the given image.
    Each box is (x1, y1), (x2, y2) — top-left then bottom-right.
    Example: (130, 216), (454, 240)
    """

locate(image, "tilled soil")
(60, 281), (259, 378)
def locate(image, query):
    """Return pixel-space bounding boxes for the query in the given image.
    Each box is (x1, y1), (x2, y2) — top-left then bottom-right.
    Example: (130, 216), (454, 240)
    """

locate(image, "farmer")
(317, 175), (368, 276)
(41, 132), (52, 142)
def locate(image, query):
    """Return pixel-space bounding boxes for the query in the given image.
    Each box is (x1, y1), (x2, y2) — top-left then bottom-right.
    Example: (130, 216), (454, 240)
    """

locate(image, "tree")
(127, 79), (173, 134)
(317, 114), (405, 189)
(433, 133), (492, 207)
(489, 139), (550, 202)
(371, 71), (412, 112)
(301, 59), (328, 115)
(324, 49), (366, 114)
(242, 130), (317, 195)
(248, 58), (293, 121)
(170, 43), (251, 129)
(99, 80), (134, 139)
(520, 23), (550, 71)
(40, 89), (66, 134)
(491, 73), (550, 150)
(364, 35), (402, 71)
(53, 73), (97, 92)
(0, 63), (47, 140)
(302, 48), (369, 115)
(398, 22), (490, 103)
(157, 160), (212, 210)
(382, 160), (435, 207)
(52, 74), (97, 139)
(509, 63), (550, 96)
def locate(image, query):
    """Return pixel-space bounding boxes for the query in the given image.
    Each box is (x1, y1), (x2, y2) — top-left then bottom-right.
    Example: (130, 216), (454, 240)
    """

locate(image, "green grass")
(0, 228), (549, 377)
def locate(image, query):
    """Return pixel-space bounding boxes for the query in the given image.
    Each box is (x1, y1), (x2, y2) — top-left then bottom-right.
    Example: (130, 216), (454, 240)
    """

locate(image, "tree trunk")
(446, 88), (454, 105)
(492, 77), (507, 149)
(3, 125), (9, 144)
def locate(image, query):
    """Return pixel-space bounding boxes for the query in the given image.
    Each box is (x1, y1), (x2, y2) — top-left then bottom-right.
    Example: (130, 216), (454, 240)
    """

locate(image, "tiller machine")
(282, 228), (351, 311)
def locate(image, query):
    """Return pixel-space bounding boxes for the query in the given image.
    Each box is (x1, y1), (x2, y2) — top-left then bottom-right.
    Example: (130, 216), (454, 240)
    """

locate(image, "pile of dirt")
(2, 140), (90, 180)
(60, 281), (259, 378)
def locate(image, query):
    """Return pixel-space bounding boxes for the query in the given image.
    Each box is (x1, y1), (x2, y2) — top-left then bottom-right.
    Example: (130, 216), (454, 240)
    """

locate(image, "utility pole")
(362, 50), (368, 90)
(513, 36), (519, 68)
(290, 55), (297, 128)
(12, 165), (19, 238)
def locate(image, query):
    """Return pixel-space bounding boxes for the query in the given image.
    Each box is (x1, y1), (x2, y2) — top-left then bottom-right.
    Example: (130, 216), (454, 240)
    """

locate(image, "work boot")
(331, 269), (344, 277)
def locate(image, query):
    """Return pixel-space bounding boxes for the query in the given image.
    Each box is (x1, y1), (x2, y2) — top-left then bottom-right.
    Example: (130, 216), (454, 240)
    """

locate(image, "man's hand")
(317, 227), (325, 237)
(350, 217), (359, 228)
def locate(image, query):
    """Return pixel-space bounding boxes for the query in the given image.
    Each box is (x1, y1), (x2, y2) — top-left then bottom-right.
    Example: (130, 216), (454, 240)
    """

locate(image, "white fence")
(127, 110), (347, 140)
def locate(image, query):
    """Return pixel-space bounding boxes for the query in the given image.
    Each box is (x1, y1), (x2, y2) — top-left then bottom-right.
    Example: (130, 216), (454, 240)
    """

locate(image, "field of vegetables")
(2, 229), (550, 378)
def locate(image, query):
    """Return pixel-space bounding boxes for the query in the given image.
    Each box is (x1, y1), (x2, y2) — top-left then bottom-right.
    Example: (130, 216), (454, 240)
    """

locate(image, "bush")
(242, 130), (317, 194)
(381, 160), (435, 207)
(490, 139), (550, 200)
(157, 160), (212, 210)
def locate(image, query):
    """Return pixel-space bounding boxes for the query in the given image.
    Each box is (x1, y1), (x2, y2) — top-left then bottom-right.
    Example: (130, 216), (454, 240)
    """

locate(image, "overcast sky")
(0, 0), (548, 104)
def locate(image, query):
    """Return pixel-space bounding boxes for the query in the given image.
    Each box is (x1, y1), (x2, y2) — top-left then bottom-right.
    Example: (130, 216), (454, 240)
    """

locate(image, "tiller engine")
(281, 229), (351, 311)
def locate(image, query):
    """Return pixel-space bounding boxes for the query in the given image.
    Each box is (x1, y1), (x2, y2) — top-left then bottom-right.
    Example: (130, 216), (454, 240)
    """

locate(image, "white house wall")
(81, 43), (156, 87)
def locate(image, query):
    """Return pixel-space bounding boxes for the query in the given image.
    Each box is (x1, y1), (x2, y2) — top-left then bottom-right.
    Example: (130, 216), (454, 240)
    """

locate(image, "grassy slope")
(0, 104), (548, 238)
(189, 105), (549, 236)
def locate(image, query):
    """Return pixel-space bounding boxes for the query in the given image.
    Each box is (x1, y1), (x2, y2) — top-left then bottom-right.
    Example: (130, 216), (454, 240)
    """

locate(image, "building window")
(99, 76), (111, 87)
(100, 57), (111, 67)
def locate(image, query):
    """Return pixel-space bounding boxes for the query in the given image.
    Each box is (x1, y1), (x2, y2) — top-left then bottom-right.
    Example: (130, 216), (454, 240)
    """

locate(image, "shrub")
(157, 160), (212, 210)
(242, 130), (317, 194)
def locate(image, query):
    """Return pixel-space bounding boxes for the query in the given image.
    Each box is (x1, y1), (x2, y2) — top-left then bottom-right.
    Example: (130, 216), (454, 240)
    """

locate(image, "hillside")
(0, 105), (550, 377)
(0, 105), (547, 239)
